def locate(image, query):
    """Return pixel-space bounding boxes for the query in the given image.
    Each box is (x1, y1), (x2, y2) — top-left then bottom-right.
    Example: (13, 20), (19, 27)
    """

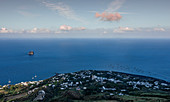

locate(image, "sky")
(0, 0), (170, 38)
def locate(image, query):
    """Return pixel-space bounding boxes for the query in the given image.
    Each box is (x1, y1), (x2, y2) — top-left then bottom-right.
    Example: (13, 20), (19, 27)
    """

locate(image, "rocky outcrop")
(33, 90), (45, 101)
(28, 51), (34, 56)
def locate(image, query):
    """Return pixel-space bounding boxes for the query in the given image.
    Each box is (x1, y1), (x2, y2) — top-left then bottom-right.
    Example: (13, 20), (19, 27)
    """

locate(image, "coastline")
(1, 70), (169, 87)
(0, 70), (170, 102)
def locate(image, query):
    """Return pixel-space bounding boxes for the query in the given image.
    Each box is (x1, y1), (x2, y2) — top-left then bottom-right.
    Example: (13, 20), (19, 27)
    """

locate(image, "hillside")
(0, 70), (170, 102)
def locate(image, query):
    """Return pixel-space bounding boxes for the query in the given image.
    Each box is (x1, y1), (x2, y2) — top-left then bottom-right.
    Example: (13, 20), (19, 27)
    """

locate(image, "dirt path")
(5, 92), (27, 101)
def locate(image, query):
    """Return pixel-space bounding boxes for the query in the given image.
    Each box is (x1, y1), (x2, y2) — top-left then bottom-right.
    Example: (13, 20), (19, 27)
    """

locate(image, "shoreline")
(0, 70), (170, 102)
(1, 70), (169, 87)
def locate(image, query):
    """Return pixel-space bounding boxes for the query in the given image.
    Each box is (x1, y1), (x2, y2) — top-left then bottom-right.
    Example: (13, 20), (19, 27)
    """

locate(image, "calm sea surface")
(0, 38), (170, 85)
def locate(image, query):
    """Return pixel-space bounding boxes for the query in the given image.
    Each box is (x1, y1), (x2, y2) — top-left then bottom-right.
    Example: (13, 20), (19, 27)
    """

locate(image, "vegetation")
(0, 70), (170, 102)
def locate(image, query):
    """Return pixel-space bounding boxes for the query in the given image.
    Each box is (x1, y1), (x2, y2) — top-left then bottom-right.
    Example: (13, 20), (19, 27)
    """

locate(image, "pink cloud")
(60, 25), (72, 31)
(95, 12), (122, 21)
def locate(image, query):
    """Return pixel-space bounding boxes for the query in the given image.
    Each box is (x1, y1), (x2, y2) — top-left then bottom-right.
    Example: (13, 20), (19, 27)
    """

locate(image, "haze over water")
(0, 38), (170, 85)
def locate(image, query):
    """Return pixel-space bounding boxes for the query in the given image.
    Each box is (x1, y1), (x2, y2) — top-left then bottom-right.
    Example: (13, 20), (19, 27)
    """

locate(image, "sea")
(0, 38), (170, 85)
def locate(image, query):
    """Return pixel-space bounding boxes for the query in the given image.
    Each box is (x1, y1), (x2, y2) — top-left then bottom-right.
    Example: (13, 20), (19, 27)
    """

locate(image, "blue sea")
(0, 38), (170, 85)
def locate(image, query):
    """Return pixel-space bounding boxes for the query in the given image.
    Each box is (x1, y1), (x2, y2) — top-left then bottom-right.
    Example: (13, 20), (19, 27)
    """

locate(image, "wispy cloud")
(42, 1), (85, 23)
(88, 11), (98, 13)
(106, 0), (126, 13)
(118, 12), (132, 14)
(17, 11), (39, 17)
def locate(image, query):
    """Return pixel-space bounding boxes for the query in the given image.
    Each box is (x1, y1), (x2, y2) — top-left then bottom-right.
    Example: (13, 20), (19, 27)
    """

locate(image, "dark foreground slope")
(0, 70), (170, 102)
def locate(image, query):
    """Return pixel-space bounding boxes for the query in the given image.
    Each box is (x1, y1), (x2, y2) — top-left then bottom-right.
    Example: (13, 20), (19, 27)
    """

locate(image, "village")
(50, 70), (170, 94)
(0, 70), (170, 102)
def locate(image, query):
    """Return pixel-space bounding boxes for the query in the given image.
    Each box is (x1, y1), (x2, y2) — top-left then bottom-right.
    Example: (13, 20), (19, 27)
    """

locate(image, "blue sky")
(0, 0), (170, 38)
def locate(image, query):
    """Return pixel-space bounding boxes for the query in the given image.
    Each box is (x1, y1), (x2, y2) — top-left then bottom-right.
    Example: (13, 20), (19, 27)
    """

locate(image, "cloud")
(59, 25), (86, 31)
(106, 0), (125, 13)
(28, 28), (51, 33)
(95, 0), (125, 22)
(59, 25), (72, 31)
(0, 27), (13, 33)
(118, 12), (132, 14)
(103, 31), (107, 34)
(113, 27), (134, 33)
(73, 27), (86, 31)
(88, 10), (98, 13)
(95, 12), (122, 21)
(0, 26), (86, 34)
(153, 28), (165, 32)
(17, 11), (39, 17)
(113, 27), (166, 33)
(1, 27), (170, 39)
(55, 26), (86, 34)
(0, 27), (28, 34)
(0, 28), (9, 33)
(42, 1), (84, 22)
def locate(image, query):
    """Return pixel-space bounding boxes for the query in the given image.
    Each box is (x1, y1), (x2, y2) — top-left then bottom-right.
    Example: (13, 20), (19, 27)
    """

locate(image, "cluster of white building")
(0, 80), (43, 90)
(47, 70), (170, 93)
(0, 70), (169, 97)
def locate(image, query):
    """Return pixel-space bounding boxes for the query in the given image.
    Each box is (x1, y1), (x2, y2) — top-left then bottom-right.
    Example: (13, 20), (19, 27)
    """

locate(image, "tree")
(10, 85), (16, 90)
